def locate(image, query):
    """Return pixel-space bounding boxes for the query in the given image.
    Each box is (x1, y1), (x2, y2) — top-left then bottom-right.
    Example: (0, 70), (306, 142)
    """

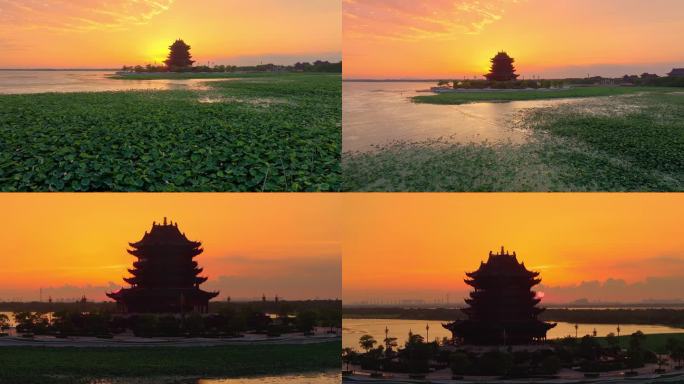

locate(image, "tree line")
(121, 60), (342, 74)
(0, 304), (340, 338)
(344, 330), (684, 378)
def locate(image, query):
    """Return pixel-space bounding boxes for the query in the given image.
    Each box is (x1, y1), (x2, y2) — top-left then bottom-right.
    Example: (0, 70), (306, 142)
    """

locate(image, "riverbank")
(0, 341), (339, 383)
(342, 307), (684, 328)
(343, 90), (683, 191)
(0, 73), (341, 191)
(110, 72), (308, 80)
(412, 86), (677, 105)
(0, 331), (340, 348)
(343, 367), (684, 383)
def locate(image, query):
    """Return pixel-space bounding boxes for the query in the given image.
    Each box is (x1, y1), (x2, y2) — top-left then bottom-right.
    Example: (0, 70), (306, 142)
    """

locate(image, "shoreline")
(0, 332), (341, 348)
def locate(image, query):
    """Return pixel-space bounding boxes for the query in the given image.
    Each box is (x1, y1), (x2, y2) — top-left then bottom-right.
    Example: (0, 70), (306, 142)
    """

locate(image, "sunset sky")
(0, 194), (340, 302)
(344, 0), (684, 79)
(0, 0), (340, 68)
(343, 194), (684, 304)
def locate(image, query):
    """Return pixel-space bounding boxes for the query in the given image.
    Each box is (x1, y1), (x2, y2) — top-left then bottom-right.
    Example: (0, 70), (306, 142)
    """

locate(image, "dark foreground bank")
(0, 341), (339, 384)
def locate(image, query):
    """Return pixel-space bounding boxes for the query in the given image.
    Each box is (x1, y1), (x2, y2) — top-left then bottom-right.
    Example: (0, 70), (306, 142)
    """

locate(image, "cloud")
(204, 255), (341, 300)
(0, 0), (174, 33)
(539, 276), (684, 303)
(343, 0), (523, 41)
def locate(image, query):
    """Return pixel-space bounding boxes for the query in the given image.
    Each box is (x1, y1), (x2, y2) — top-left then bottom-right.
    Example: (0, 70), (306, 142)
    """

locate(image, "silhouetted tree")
(165, 39), (195, 71)
(342, 347), (357, 372)
(484, 51), (519, 81)
(359, 334), (377, 352)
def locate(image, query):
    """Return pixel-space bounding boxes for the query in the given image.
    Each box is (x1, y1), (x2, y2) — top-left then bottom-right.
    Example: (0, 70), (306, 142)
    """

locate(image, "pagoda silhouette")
(107, 218), (219, 313)
(443, 246), (555, 345)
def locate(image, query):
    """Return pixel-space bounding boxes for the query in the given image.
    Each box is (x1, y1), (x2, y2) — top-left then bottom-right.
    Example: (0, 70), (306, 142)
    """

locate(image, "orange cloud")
(344, 0), (519, 41)
(0, 0), (174, 32)
(342, 194), (684, 303)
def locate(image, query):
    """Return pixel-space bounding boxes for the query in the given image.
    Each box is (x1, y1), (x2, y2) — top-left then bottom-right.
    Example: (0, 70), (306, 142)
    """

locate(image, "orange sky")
(344, 0), (684, 79)
(343, 194), (684, 304)
(0, 0), (341, 68)
(0, 194), (340, 301)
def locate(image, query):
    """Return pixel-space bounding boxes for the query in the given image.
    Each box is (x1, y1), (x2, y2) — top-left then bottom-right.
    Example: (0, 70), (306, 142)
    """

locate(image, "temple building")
(668, 68), (684, 77)
(484, 51), (519, 81)
(107, 218), (219, 313)
(443, 247), (555, 345)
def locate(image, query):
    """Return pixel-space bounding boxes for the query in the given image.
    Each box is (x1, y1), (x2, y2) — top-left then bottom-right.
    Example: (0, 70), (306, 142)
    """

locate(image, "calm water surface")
(88, 371), (339, 384)
(343, 318), (684, 349)
(0, 70), (224, 94)
(343, 81), (583, 152)
(198, 371), (340, 384)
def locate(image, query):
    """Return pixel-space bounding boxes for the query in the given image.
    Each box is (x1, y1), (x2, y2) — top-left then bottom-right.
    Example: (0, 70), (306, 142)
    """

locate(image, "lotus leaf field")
(343, 89), (684, 191)
(0, 73), (340, 191)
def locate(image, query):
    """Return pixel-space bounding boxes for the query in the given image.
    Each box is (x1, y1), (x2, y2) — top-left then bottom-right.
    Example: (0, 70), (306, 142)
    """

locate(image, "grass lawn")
(595, 333), (684, 354)
(0, 341), (339, 383)
(412, 86), (678, 105)
(343, 90), (684, 191)
(0, 73), (340, 191)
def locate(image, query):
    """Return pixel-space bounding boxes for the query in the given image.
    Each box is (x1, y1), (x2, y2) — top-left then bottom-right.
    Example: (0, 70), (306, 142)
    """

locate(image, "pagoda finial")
(164, 217), (167, 225)
(501, 245), (505, 255)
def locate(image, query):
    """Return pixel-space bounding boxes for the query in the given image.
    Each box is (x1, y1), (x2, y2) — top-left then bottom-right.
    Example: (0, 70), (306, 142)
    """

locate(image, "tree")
(164, 39), (195, 71)
(296, 310), (318, 333)
(539, 355), (562, 375)
(450, 351), (472, 375)
(626, 331), (646, 372)
(484, 51), (519, 81)
(383, 335), (398, 355)
(606, 332), (619, 349)
(0, 313), (10, 330)
(359, 334), (377, 353)
(342, 347), (357, 372)
(666, 338), (684, 368)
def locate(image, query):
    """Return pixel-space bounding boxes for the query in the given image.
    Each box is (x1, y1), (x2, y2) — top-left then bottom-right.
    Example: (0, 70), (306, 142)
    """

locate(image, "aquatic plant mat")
(0, 341), (339, 384)
(0, 73), (340, 191)
(412, 86), (678, 105)
(343, 90), (684, 191)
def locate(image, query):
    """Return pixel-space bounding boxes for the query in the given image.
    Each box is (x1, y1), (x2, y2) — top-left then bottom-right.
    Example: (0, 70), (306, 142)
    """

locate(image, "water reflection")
(88, 371), (339, 384)
(198, 371), (340, 383)
(343, 81), (582, 152)
(0, 70), (229, 94)
(343, 318), (684, 349)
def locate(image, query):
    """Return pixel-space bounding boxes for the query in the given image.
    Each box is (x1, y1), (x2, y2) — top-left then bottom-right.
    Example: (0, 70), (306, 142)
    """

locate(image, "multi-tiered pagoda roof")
(443, 246), (555, 345)
(107, 218), (219, 313)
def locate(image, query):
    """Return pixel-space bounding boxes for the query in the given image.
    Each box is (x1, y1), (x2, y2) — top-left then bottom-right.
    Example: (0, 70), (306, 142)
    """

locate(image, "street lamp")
(575, 324), (579, 339)
(385, 326), (389, 350)
(426, 323), (430, 342)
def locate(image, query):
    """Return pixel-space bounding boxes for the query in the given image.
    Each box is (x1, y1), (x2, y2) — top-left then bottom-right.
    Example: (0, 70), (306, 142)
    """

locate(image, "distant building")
(640, 73), (659, 80)
(667, 68), (684, 77)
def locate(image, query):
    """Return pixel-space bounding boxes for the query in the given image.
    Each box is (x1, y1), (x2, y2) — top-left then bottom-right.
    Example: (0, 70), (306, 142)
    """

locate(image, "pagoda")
(484, 51), (519, 81)
(106, 218), (219, 313)
(443, 246), (555, 345)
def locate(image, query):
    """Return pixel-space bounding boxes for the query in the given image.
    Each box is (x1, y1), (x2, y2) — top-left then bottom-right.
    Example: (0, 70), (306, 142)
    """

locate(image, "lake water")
(0, 70), (223, 94)
(86, 371), (340, 384)
(197, 371), (340, 384)
(342, 81), (583, 152)
(343, 318), (684, 349)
